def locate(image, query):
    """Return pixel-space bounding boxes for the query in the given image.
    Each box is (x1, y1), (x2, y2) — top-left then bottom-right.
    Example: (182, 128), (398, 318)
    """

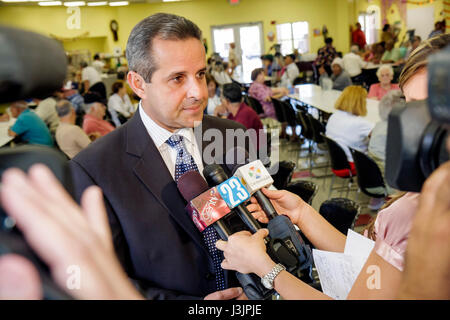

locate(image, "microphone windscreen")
(177, 171), (209, 202)
(0, 26), (67, 103)
(224, 147), (250, 175)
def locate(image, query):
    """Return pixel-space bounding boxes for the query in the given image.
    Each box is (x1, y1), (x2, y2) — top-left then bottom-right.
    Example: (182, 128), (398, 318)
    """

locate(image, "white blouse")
(325, 110), (374, 162)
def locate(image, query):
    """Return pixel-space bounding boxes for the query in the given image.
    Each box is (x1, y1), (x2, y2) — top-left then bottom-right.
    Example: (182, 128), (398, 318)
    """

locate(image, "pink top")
(83, 114), (115, 137)
(248, 82), (276, 119)
(369, 192), (420, 271)
(367, 83), (400, 100)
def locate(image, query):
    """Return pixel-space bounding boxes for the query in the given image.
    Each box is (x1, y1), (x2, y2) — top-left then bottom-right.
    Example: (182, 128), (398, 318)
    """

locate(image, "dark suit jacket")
(70, 112), (249, 299)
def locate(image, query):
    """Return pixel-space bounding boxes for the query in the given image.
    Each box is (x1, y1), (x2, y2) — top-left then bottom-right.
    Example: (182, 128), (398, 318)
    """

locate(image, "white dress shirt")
(280, 62), (300, 88)
(138, 103), (204, 180)
(342, 52), (367, 77)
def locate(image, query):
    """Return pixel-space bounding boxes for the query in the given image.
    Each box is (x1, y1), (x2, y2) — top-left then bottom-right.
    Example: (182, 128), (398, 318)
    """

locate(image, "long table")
(0, 118), (16, 147)
(288, 84), (380, 125)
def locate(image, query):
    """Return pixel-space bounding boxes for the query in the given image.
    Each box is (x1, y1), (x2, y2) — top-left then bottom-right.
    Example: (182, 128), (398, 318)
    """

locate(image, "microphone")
(177, 171), (274, 300)
(202, 164), (262, 234)
(177, 171), (232, 240)
(225, 148), (314, 280)
(0, 26), (67, 103)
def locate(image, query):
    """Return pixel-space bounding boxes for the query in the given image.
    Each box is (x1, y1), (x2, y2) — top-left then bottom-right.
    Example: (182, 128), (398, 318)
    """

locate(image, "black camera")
(0, 25), (72, 299)
(386, 45), (450, 192)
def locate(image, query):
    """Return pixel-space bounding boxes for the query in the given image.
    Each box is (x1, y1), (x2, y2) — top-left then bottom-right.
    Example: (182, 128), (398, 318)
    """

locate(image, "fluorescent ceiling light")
(109, 1), (128, 6)
(87, 1), (107, 5)
(64, 1), (85, 6)
(38, 1), (62, 5)
(163, 0), (181, 2)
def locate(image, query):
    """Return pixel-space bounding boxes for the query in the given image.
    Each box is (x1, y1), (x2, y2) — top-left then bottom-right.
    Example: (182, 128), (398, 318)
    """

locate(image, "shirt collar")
(138, 101), (195, 149)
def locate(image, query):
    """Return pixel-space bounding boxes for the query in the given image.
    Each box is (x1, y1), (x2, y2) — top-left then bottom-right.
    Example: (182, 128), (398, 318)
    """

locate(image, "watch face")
(261, 277), (272, 289)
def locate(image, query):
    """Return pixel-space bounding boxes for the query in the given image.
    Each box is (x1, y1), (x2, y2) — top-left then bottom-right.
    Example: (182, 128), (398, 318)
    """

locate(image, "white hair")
(379, 90), (404, 121)
(376, 64), (394, 79)
(83, 102), (97, 114)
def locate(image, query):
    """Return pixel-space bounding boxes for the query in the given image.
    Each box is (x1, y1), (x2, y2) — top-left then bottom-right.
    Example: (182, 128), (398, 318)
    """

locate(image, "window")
(358, 13), (377, 45)
(276, 21), (309, 55)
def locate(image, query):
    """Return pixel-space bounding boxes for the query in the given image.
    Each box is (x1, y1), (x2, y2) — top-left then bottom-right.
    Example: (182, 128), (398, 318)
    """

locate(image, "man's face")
(286, 56), (294, 65)
(10, 106), (20, 118)
(141, 38), (207, 131)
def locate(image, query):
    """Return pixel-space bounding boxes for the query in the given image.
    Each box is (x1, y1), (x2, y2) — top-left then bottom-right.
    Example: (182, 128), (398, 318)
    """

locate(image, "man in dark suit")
(70, 13), (256, 299)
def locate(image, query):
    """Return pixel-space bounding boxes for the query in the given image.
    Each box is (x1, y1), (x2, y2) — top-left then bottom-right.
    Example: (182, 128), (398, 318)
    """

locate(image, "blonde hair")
(334, 85), (367, 116)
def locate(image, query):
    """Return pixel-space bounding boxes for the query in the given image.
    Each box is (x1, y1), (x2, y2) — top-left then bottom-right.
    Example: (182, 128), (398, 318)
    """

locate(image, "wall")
(0, 0), (354, 59)
(354, 0), (445, 43)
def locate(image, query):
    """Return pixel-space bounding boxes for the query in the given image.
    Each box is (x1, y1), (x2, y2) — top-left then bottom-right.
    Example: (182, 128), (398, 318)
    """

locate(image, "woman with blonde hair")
(325, 85), (374, 166)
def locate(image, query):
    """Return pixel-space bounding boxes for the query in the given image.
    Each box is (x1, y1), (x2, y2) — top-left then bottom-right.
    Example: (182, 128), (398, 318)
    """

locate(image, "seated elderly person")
(107, 81), (135, 127)
(325, 86), (374, 172)
(280, 54), (300, 88)
(368, 90), (403, 193)
(367, 65), (400, 100)
(381, 40), (401, 64)
(82, 93), (115, 140)
(343, 45), (368, 81)
(34, 94), (60, 136)
(0, 101), (53, 147)
(55, 100), (91, 159)
(220, 83), (264, 150)
(248, 68), (289, 119)
(319, 57), (353, 91)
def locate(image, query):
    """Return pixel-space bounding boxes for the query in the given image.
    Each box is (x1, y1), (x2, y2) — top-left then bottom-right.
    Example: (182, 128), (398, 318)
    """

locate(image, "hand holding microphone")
(216, 229), (277, 277)
(246, 188), (309, 227)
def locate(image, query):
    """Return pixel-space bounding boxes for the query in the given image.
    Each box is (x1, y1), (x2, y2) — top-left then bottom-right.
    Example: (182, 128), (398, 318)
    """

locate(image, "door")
(211, 22), (264, 84)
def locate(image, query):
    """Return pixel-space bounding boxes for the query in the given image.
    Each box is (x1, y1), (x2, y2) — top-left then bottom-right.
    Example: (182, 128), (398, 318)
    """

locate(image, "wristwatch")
(261, 263), (286, 289)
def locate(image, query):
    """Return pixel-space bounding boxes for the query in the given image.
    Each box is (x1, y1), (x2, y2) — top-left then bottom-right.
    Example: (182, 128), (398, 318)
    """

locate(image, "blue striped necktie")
(165, 134), (226, 291)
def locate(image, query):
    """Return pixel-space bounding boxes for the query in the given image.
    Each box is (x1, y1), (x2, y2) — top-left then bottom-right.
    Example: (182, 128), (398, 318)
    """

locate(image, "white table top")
(288, 84), (380, 125)
(0, 118), (16, 147)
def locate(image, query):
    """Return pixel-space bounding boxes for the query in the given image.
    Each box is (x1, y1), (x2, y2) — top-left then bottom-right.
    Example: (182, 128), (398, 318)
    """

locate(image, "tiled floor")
(274, 138), (380, 233)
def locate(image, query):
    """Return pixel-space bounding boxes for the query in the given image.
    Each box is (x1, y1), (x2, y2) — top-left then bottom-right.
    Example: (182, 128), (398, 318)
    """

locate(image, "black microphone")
(202, 164), (262, 234)
(0, 26), (67, 103)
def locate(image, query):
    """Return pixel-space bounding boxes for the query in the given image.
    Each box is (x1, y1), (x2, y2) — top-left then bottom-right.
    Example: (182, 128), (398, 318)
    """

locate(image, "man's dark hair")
(325, 37), (333, 44)
(126, 13), (202, 83)
(251, 68), (264, 81)
(262, 54), (273, 62)
(383, 23), (390, 32)
(285, 54), (296, 61)
(222, 83), (242, 103)
(94, 54), (100, 60)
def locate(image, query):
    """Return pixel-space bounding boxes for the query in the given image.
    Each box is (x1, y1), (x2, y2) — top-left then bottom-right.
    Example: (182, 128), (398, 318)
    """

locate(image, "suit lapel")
(125, 113), (209, 256)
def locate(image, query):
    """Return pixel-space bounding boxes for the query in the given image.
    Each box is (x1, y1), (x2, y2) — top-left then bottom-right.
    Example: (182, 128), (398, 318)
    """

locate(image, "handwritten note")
(312, 229), (375, 300)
